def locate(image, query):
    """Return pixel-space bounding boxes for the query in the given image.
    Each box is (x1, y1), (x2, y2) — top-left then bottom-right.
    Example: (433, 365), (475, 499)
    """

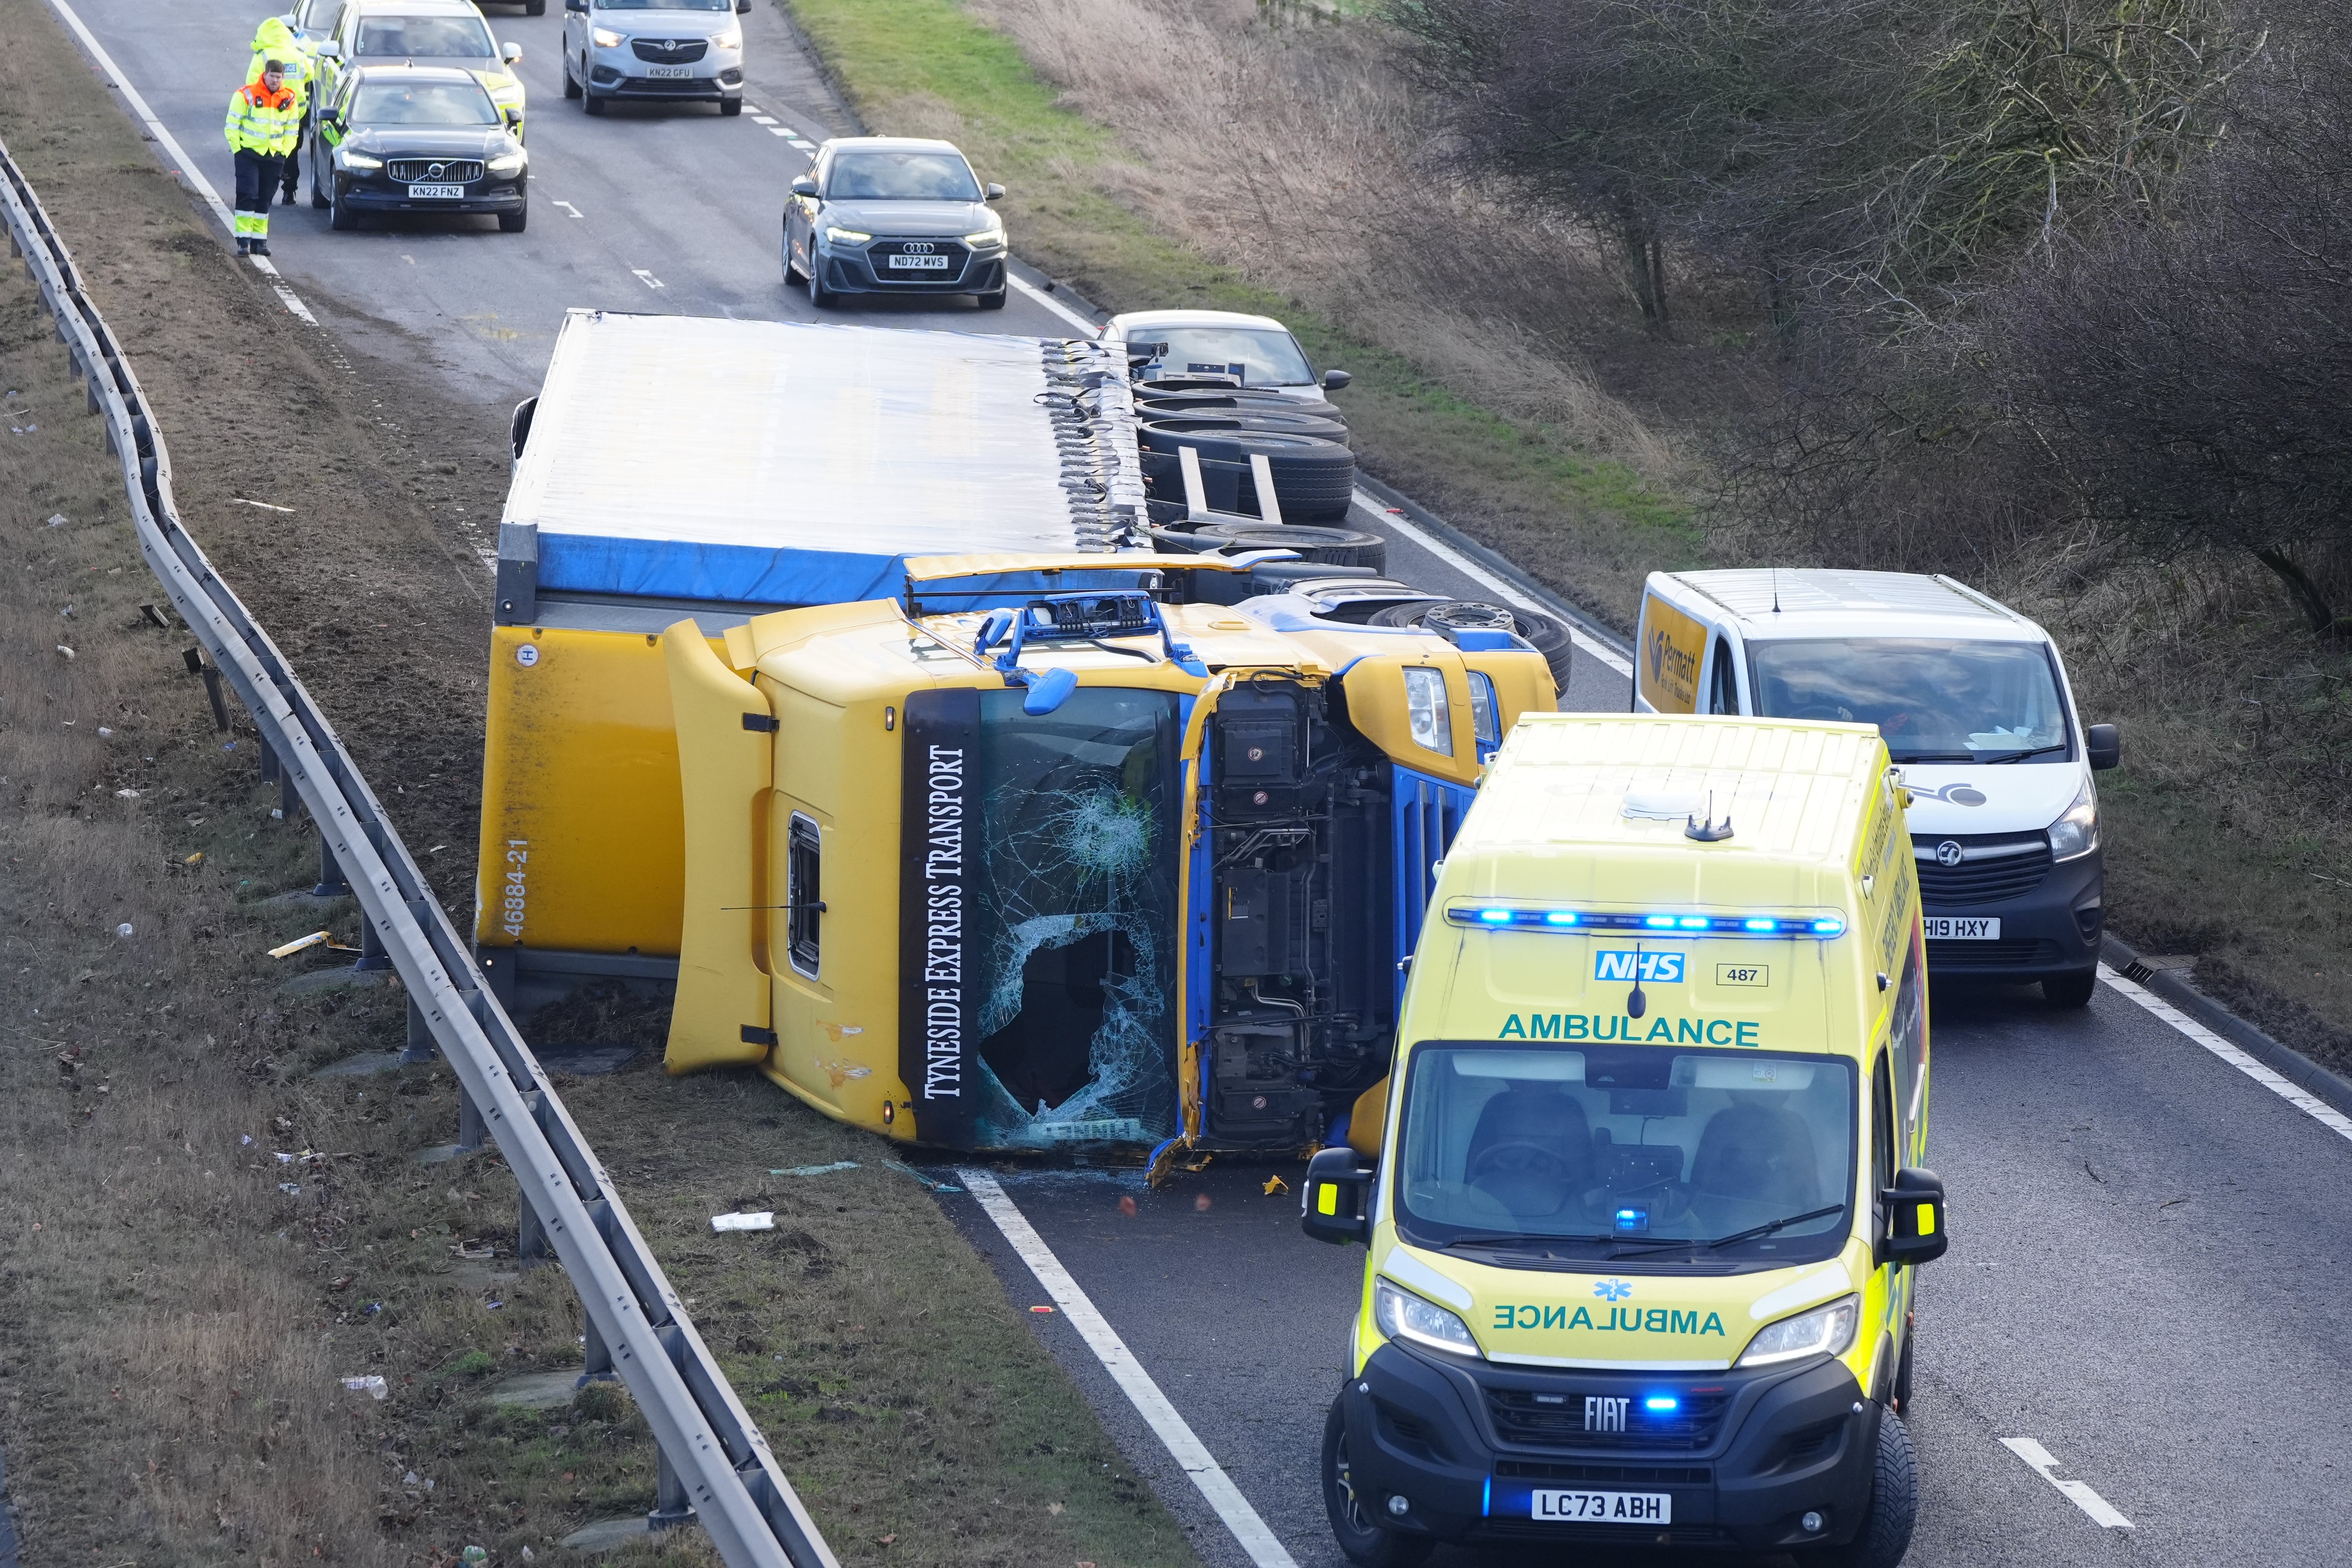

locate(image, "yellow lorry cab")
(1299, 713), (1946, 1566)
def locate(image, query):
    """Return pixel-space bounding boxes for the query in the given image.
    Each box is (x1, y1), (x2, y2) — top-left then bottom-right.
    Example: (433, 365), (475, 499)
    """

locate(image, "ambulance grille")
(1486, 1387), (1733, 1452)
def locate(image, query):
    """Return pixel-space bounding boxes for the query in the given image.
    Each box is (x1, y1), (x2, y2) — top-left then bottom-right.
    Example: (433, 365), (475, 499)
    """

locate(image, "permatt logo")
(1595, 950), (1684, 983)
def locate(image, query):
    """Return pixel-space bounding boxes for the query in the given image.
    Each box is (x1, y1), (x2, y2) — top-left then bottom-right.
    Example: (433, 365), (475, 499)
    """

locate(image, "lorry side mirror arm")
(1876, 1166), (1948, 1266)
(1300, 1145), (1376, 1245)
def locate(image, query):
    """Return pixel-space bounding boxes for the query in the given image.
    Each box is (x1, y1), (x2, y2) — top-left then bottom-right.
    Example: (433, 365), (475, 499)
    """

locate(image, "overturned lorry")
(477, 310), (1559, 1160)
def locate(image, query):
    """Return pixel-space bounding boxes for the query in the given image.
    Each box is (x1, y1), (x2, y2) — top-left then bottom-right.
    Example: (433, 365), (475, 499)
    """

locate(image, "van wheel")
(2043, 969), (2097, 1009)
(1891, 1325), (1915, 1415)
(1799, 1406), (1917, 1568)
(1322, 1394), (1434, 1568)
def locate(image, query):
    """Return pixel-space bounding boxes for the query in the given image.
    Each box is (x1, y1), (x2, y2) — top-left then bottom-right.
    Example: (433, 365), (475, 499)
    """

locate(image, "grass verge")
(775, 0), (1695, 627)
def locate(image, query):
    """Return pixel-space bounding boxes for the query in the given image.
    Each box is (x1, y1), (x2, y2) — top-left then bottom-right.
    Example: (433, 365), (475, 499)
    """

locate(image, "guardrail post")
(312, 831), (351, 897)
(354, 911), (393, 973)
(259, 737), (279, 786)
(650, 1450), (695, 1532)
(579, 1313), (618, 1385)
(518, 1188), (550, 1262)
(456, 1081), (486, 1152)
(183, 646), (229, 731)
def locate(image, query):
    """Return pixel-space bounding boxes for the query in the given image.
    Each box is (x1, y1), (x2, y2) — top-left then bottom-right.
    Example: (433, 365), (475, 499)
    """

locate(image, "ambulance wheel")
(1322, 1394), (1434, 1568)
(2043, 969), (2096, 1009)
(1800, 1406), (1916, 1568)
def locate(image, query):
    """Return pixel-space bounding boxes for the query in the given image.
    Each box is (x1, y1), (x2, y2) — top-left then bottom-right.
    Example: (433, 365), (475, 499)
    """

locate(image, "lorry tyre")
(2043, 969), (2096, 1008)
(1801, 1406), (1917, 1568)
(1322, 1395), (1436, 1568)
(1145, 523), (1217, 553)
(1373, 600), (1575, 693)
(1142, 412), (1350, 441)
(1191, 522), (1386, 573)
(1138, 390), (1331, 419)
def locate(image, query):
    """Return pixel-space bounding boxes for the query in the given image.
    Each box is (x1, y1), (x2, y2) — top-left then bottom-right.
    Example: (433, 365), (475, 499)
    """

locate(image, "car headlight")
(487, 152), (526, 174)
(713, 27), (742, 49)
(964, 223), (1005, 247)
(823, 225), (871, 244)
(1403, 666), (1453, 756)
(1735, 1294), (1859, 1368)
(2047, 775), (2098, 860)
(1372, 1277), (1482, 1357)
(591, 26), (625, 48)
(338, 150), (383, 170)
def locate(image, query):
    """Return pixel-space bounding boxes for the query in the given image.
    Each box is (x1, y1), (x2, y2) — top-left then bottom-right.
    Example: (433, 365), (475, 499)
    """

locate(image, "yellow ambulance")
(1299, 713), (1944, 1566)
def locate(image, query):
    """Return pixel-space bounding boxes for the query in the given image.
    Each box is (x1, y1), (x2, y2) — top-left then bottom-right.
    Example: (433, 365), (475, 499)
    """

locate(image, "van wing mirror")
(1300, 1146), (1376, 1245)
(1878, 1167), (1948, 1266)
(2085, 722), (2120, 770)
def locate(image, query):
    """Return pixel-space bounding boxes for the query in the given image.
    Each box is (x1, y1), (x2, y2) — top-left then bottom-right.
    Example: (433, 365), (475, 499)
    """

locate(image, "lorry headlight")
(2047, 776), (2098, 860)
(1735, 1293), (1859, 1368)
(591, 26), (626, 48)
(823, 225), (871, 244)
(713, 26), (742, 49)
(1403, 667), (1453, 757)
(1373, 1277), (1482, 1357)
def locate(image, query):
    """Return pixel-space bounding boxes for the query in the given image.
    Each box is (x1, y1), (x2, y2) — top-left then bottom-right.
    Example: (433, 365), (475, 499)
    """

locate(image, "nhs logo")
(1595, 950), (1685, 983)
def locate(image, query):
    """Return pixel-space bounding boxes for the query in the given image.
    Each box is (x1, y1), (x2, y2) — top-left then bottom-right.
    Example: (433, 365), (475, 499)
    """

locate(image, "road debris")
(770, 1160), (858, 1177)
(340, 1374), (389, 1400)
(711, 1210), (776, 1233)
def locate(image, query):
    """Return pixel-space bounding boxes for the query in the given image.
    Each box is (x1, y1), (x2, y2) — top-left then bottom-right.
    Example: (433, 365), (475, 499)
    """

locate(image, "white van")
(1634, 570), (2118, 1007)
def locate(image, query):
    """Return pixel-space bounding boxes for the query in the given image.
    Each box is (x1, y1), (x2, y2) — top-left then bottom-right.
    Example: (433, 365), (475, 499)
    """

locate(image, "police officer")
(225, 60), (299, 257)
(246, 16), (314, 207)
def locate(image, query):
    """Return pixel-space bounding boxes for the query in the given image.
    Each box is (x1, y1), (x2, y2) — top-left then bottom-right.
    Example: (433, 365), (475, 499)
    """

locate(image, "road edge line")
(1998, 1437), (2134, 1530)
(1007, 269), (1100, 334)
(2099, 965), (2352, 1144)
(42, 0), (318, 325)
(955, 1169), (1302, 1568)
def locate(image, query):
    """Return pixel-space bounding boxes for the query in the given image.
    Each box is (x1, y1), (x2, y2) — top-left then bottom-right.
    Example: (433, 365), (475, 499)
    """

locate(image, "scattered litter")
(58, 604), (74, 619)
(278, 1182), (300, 1196)
(1029, 1305), (1054, 1315)
(711, 1210), (776, 1233)
(230, 498), (297, 513)
(427, 844), (445, 855)
(185, 852), (203, 865)
(340, 1374), (389, 1400)
(115, 923), (134, 938)
(267, 930), (358, 958)
(115, 788), (140, 800)
(269, 806), (285, 820)
(140, 604), (169, 627)
(451, 1241), (497, 1260)
(460, 1547), (488, 1565)
(45, 514), (66, 528)
(881, 1159), (962, 1193)
(222, 740), (237, 751)
(364, 1301), (384, 1315)
(1194, 1192), (1213, 1212)
(770, 1161), (858, 1178)
(240, 1134), (254, 1146)
(404, 1471), (420, 1486)
(1262, 1174), (1289, 1196)
(522, 1548), (535, 1563)
(1118, 1196), (1137, 1218)
(55, 645), (74, 661)
(96, 726), (114, 739)
(485, 1299), (506, 1311)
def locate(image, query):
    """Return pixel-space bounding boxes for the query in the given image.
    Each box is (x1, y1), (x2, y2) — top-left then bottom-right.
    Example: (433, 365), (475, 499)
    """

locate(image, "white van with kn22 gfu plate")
(1633, 570), (2119, 1007)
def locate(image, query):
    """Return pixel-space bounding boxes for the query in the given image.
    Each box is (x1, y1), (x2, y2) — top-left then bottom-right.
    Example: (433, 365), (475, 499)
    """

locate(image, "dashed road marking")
(552, 199), (584, 220)
(958, 1169), (1301, 1568)
(1349, 492), (1634, 679)
(44, 0), (320, 327)
(751, 115), (779, 125)
(2100, 966), (2352, 1143)
(2001, 1438), (2134, 1529)
(631, 269), (666, 290)
(768, 127), (792, 137)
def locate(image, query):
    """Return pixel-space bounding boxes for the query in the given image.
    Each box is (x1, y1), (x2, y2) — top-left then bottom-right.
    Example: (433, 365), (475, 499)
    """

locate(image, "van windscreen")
(1395, 1043), (1855, 1266)
(1746, 637), (2070, 763)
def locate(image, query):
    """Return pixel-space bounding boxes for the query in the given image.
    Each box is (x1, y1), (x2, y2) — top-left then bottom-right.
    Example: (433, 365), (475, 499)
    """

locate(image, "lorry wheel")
(1373, 600), (1575, 693)
(1192, 522), (1386, 573)
(1322, 1395), (1435, 1568)
(2043, 969), (2096, 1009)
(1800, 1406), (1917, 1568)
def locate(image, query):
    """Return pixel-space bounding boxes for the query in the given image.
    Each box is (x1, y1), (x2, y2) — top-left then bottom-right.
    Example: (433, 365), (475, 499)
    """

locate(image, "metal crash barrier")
(0, 135), (838, 1568)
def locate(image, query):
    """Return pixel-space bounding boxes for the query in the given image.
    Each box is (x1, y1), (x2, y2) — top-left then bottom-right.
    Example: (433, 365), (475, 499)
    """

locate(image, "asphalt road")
(51, 5), (2352, 1567)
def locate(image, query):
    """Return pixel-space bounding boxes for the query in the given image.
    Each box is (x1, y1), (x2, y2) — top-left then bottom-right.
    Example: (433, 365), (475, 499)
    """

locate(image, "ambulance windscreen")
(1394, 1043), (1856, 1265)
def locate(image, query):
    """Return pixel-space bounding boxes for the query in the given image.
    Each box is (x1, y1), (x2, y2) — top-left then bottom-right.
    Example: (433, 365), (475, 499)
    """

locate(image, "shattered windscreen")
(959, 688), (1181, 1148)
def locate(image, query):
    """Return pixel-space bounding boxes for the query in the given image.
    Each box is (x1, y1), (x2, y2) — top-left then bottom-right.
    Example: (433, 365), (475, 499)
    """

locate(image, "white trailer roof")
(505, 311), (1145, 605)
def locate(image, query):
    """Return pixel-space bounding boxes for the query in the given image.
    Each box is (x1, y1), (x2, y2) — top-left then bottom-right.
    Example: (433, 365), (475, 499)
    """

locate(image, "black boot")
(251, 239), (272, 258)
(236, 236), (250, 254)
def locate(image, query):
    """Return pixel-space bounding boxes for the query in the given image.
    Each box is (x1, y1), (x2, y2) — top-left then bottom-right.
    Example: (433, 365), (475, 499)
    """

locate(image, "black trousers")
(280, 138), (301, 200)
(232, 149), (285, 225)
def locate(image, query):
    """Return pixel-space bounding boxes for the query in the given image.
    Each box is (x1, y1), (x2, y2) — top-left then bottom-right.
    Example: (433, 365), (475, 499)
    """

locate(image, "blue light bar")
(1613, 1207), (1648, 1232)
(1444, 906), (1847, 939)
(1644, 1395), (1680, 1413)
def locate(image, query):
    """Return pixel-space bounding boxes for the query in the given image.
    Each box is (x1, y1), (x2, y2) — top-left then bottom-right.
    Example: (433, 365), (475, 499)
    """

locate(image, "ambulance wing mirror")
(1878, 1167), (1949, 1266)
(1301, 1146), (1376, 1246)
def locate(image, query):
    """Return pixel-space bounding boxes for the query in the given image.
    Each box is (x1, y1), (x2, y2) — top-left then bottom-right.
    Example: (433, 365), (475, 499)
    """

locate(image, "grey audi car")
(784, 138), (1009, 309)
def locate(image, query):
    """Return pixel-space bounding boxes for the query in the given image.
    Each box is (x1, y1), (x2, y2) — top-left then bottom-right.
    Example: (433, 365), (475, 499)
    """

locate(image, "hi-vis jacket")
(245, 17), (315, 114)
(225, 81), (300, 157)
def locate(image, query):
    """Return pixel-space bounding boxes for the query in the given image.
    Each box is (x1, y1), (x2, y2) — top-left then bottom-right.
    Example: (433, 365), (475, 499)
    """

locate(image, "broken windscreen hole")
(979, 927), (1137, 1113)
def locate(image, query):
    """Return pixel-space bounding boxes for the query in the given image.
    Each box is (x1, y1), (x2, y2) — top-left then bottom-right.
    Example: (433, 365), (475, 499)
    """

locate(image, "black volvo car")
(312, 65), (530, 232)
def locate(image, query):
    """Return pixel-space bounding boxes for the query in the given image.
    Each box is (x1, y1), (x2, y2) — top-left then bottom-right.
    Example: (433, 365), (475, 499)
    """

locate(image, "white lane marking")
(1009, 271), (1098, 334)
(43, 0), (319, 327)
(740, 101), (763, 114)
(631, 269), (666, 290)
(768, 127), (793, 137)
(2000, 1438), (2134, 1529)
(750, 115), (779, 124)
(552, 199), (584, 220)
(787, 139), (816, 151)
(958, 1169), (1301, 1568)
(1349, 492), (1633, 678)
(2099, 965), (2352, 1143)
